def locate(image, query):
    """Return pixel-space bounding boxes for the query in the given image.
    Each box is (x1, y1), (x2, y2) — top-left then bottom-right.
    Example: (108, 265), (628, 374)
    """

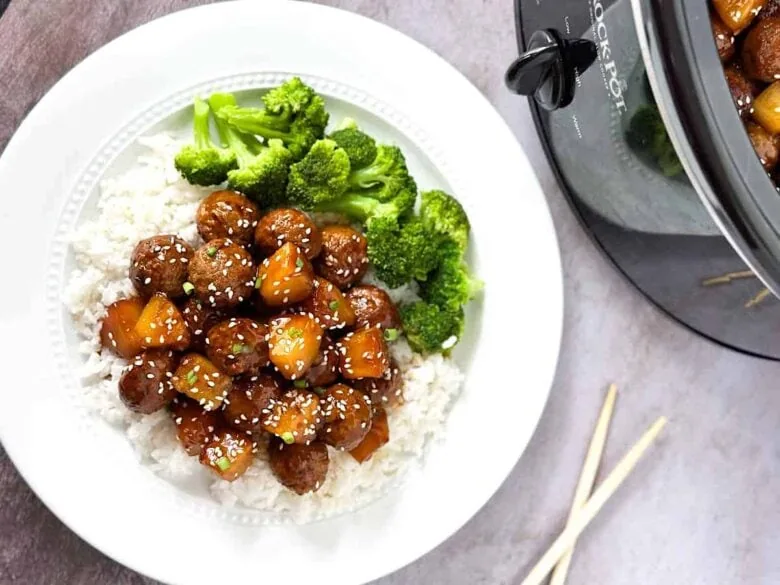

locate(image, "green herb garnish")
(295, 257), (304, 269)
(293, 379), (308, 389)
(255, 276), (263, 289)
(329, 300), (339, 311)
(207, 246), (218, 257)
(280, 432), (295, 445)
(231, 343), (247, 355)
(313, 387), (325, 396)
(288, 327), (303, 339)
(383, 328), (400, 342)
(182, 281), (195, 295)
(215, 456), (231, 471)
(186, 370), (198, 385)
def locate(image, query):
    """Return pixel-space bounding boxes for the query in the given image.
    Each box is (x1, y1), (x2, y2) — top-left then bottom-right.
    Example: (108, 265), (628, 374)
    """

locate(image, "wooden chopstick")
(519, 416), (668, 585)
(549, 384), (618, 585)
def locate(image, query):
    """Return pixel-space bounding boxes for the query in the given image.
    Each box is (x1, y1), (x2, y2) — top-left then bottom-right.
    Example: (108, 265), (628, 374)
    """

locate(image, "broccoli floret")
(174, 97), (238, 186)
(366, 215), (443, 288)
(348, 145), (413, 200)
(215, 78), (328, 160)
(399, 301), (464, 354)
(419, 241), (484, 311)
(419, 190), (470, 252)
(626, 105), (683, 177)
(329, 119), (378, 169)
(286, 139), (350, 208)
(208, 93), (293, 206)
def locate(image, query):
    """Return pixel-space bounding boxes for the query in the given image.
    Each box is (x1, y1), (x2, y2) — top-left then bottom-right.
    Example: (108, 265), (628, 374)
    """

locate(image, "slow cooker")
(506, 0), (780, 359)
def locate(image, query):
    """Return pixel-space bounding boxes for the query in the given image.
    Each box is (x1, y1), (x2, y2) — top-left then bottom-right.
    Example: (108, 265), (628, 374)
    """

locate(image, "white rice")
(64, 133), (464, 523)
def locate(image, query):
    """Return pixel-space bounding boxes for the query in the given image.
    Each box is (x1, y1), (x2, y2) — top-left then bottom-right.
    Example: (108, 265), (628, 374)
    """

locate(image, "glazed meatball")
(712, 11), (736, 62)
(725, 65), (758, 117)
(314, 225), (369, 289)
(254, 208), (322, 259)
(223, 373), (283, 433)
(268, 437), (329, 495)
(118, 349), (178, 414)
(130, 235), (193, 299)
(353, 358), (404, 408)
(747, 122), (780, 171)
(180, 297), (223, 353)
(303, 334), (339, 388)
(188, 239), (255, 309)
(320, 384), (373, 451)
(743, 17), (780, 82)
(206, 318), (269, 375)
(262, 389), (323, 444)
(196, 190), (260, 245)
(200, 429), (255, 482)
(344, 285), (402, 331)
(300, 277), (356, 331)
(170, 396), (220, 456)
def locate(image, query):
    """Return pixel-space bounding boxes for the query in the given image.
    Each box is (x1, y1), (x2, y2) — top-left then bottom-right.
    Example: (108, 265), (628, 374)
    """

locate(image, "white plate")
(0, 2), (562, 584)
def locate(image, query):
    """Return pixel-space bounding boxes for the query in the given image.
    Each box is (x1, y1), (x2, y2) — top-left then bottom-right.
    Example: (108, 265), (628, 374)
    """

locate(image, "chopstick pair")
(520, 384), (667, 585)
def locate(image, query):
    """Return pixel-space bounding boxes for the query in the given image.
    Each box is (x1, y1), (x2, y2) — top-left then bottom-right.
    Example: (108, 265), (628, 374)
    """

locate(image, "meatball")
(223, 373), (283, 433)
(759, 0), (780, 21)
(206, 318), (269, 375)
(199, 429), (255, 482)
(320, 384), (373, 451)
(188, 239), (255, 309)
(180, 297), (223, 353)
(262, 389), (323, 444)
(254, 208), (322, 259)
(313, 226), (369, 289)
(725, 65), (758, 117)
(353, 358), (404, 407)
(130, 235), (193, 299)
(712, 11), (736, 62)
(268, 437), (329, 495)
(170, 396), (220, 456)
(118, 349), (178, 414)
(344, 285), (402, 331)
(743, 17), (780, 82)
(196, 190), (260, 245)
(747, 122), (780, 171)
(303, 334), (339, 388)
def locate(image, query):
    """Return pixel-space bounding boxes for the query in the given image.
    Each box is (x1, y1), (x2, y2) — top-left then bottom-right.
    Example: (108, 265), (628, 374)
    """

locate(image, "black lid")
(630, 0), (780, 296)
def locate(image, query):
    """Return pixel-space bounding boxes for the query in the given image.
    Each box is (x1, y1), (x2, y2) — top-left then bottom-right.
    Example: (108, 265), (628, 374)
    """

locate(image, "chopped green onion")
(231, 343), (246, 355)
(186, 370), (198, 385)
(254, 276), (263, 289)
(295, 257), (304, 269)
(215, 456), (231, 471)
(313, 387), (325, 396)
(293, 379), (308, 389)
(329, 300), (339, 311)
(280, 431), (295, 445)
(182, 281), (195, 295)
(207, 246), (217, 257)
(288, 327), (303, 339)
(383, 328), (400, 342)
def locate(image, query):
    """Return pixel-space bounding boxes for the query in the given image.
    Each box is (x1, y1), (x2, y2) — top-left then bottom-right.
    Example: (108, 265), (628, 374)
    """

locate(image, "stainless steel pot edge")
(630, 0), (780, 298)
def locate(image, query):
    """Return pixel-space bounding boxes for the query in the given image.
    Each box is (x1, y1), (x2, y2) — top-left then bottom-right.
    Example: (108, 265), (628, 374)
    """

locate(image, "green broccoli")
(419, 241), (484, 312)
(348, 145), (414, 201)
(174, 96), (238, 186)
(214, 77), (328, 160)
(626, 104), (683, 178)
(286, 139), (350, 208)
(329, 119), (378, 169)
(419, 190), (471, 252)
(399, 301), (464, 354)
(208, 93), (294, 206)
(367, 215), (443, 288)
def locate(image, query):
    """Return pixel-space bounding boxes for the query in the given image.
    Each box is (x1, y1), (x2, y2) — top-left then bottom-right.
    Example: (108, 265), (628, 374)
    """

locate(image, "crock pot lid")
(633, 0), (780, 296)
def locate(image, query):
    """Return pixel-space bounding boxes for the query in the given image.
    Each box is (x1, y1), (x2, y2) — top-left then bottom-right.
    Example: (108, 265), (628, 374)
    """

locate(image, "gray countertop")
(2, 1), (780, 583)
